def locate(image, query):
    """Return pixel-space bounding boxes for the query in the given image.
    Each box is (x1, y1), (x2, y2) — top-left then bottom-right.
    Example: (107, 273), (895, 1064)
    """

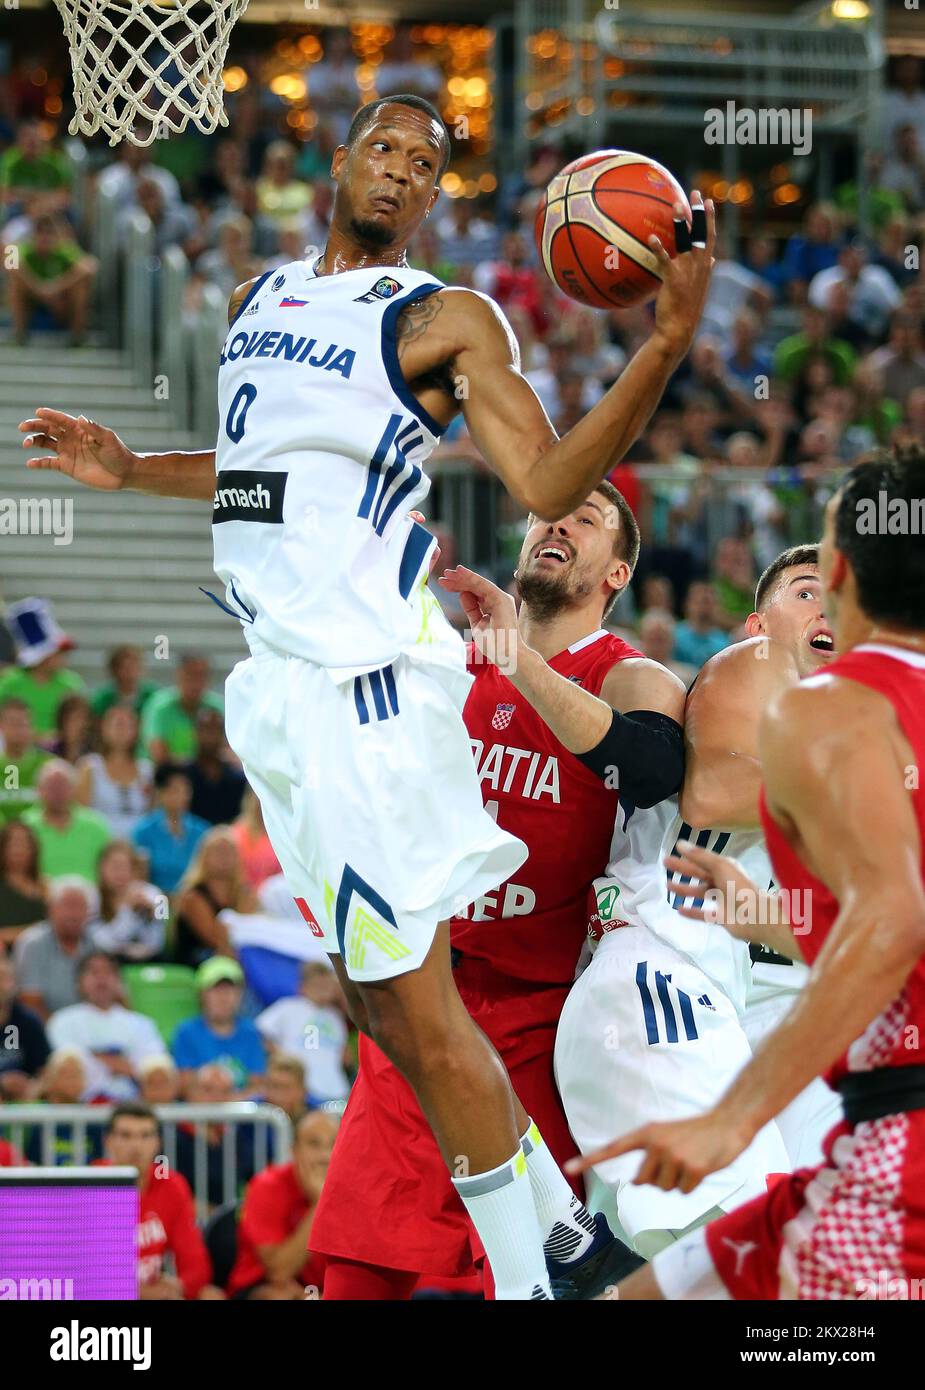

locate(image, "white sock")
(452, 1147), (551, 1299)
(521, 1119), (597, 1265)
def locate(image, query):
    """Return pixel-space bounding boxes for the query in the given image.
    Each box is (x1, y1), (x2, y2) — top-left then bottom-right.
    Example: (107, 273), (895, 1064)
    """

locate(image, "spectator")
(230, 789), (281, 890)
(0, 120), (71, 219)
(882, 55), (925, 149)
(376, 23), (442, 103)
(0, 951), (49, 1100)
(879, 122), (925, 213)
(638, 610), (697, 687)
(808, 240), (902, 342)
(0, 598), (84, 737)
(474, 230), (545, 337)
(261, 1053), (310, 1125)
(0, 696), (49, 822)
(724, 308), (773, 392)
(86, 840), (165, 963)
(22, 759), (111, 882)
(851, 361), (903, 446)
(780, 202), (841, 301)
(182, 707), (246, 827)
(725, 432), (789, 567)
(171, 955), (267, 1095)
(773, 305), (857, 386)
(140, 655), (223, 764)
(301, 180), (334, 254)
(131, 764), (209, 895)
(44, 692), (93, 763)
(175, 1061), (257, 1207)
(195, 137), (247, 211)
(13, 875), (94, 1018)
(672, 582), (730, 670)
(256, 962), (350, 1105)
(117, 177), (195, 255)
(307, 28), (361, 144)
(25, 1047), (103, 1165)
(436, 195), (500, 268)
(101, 1103), (216, 1300)
(46, 950), (164, 1101)
(175, 826), (256, 967)
(138, 1053), (181, 1106)
(699, 235), (772, 340)
(195, 215), (261, 302)
(638, 575), (676, 615)
(0, 820), (46, 942)
(7, 213), (96, 345)
(711, 536), (757, 631)
(89, 645), (158, 722)
(75, 704), (153, 839)
(866, 310), (925, 407)
(227, 1110), (337, 1299)
(97, 143), (181, 214)
(255, 141), (311, 231)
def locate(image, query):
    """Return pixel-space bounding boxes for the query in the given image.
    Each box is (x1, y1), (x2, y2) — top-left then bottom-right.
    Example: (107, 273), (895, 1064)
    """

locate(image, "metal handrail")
(0, 1102), (292, 1222)
(160, 245), (190, 430)
(192, 281), (227, 444)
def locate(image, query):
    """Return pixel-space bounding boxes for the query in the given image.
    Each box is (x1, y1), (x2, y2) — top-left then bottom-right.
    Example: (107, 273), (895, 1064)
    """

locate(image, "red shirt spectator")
(228, 1111), (337, 1298)
(0, 1138), (26, 1165)
(97, 1103), (214, 1299)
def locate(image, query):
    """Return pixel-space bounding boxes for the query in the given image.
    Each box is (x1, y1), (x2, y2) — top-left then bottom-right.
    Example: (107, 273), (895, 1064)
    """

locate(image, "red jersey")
(450, 628), (641, 984)
(228, 1161), (328, 1296)
(760, 643), (925, 1089)
(95, 1160), (211, 1297)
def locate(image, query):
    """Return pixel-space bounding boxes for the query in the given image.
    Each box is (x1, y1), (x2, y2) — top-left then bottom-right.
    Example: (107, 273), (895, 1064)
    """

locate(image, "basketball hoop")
(53, 0), (250, 147)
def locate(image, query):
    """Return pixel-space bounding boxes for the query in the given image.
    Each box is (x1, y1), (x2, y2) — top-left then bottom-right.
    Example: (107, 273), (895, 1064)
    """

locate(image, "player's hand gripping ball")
(534, 150), (695, 309)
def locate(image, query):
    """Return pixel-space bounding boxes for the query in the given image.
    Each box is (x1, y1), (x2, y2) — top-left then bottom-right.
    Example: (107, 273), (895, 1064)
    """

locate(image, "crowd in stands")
(1, 27), (925, 1297)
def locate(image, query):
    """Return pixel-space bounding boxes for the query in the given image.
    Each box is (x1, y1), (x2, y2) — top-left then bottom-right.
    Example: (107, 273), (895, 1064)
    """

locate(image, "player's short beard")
(350, 215), (396, 248)
(515, 562), (592, 622)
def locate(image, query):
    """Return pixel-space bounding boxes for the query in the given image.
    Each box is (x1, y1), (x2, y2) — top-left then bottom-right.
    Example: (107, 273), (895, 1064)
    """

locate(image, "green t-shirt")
(713, 576), (755, 627)
(21, 804), (112, 882)
(89, 680), (160, 721)
(21, 240), (82, 282)
(0, 148), (71, 193)
(0, 747), (51, 823)
(0, 667), (85, 736)
(140, 688), (224, 760)
(772, 333), (857, 386)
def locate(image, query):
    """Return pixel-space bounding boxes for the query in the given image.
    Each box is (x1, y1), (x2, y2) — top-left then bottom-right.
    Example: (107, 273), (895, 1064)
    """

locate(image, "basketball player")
(313, 480), (683, 1298)
(570, 447), (925, 1300)
(19, 95), (714, 1299)
(674, 544), (843, 1168)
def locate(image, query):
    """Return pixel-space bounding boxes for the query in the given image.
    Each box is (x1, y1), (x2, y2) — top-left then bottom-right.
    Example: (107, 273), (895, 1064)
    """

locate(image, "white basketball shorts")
(223, 643), (527, 983)
(554, 922), (791, 1256)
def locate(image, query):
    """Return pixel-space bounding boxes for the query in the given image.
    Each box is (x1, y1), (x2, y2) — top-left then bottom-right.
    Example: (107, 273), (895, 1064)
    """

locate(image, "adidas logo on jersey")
(354, 275), (403, 304)
(243, 300), (259, 316)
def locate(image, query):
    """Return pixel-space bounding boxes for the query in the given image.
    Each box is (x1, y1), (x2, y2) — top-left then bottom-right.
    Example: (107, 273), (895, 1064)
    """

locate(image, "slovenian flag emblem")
(279, 296), (309, 307)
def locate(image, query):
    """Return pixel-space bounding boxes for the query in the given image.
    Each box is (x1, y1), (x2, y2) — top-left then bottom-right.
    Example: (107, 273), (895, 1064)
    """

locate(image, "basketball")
(534, 150), (692, 310)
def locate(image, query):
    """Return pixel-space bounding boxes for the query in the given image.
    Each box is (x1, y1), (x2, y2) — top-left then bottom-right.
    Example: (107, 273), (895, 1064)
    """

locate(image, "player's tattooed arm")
(395, 292), (445, 357)
(228, 277), (261, 325)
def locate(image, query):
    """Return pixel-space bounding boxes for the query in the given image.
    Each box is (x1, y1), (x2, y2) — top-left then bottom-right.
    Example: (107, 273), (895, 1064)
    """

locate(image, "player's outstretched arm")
(679, 637), (800, 831)
(19, 408), (216, 501)
(440, 563), (685, 808)
(452, 197), (714, 520)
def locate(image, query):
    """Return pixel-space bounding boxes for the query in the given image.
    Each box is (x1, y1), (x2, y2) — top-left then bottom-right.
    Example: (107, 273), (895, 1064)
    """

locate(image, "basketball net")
(53, 0), (250, 147)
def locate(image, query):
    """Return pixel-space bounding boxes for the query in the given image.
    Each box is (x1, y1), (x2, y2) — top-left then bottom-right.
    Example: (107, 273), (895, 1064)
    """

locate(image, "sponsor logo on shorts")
(491, 703), (516, 732)
(212, 469), (287, 524)
(294, 897), (325, 939)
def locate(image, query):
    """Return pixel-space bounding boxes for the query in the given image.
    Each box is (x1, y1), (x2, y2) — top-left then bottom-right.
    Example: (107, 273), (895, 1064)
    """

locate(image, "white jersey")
(663, 809), (808, 1006)
(212, 258), (457, 681)
(592, 798), (752, 1009)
